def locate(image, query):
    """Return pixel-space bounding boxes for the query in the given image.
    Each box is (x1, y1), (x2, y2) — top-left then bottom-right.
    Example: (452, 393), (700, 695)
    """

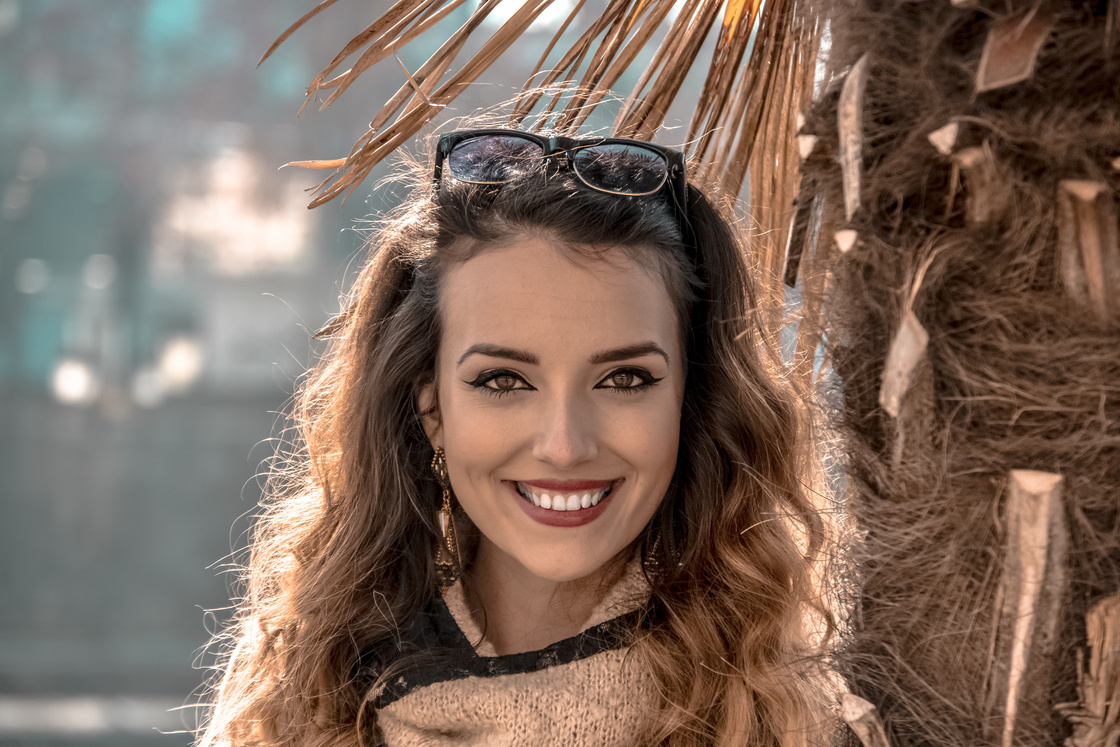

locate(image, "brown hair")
(195, 137), (834, 747)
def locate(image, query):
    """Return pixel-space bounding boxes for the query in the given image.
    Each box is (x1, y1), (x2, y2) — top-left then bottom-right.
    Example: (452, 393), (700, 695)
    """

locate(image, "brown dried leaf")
(976, 10), (1054, 93)
(267, 0), (823, 321)
(259, 0), (344, 66)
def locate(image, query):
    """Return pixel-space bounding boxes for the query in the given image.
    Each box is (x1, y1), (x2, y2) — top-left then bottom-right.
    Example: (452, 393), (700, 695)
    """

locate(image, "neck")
(462, 539), (628, 656)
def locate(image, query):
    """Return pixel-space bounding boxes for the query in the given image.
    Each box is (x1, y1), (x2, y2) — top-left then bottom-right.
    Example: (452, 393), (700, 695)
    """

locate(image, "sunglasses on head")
(433, 129), (688, 206)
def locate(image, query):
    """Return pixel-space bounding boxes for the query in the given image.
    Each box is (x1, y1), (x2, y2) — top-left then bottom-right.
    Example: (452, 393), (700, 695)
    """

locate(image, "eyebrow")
(588, 342), (670, 365)
(456, 341), (669, 367)
(457, 344), (539, 367)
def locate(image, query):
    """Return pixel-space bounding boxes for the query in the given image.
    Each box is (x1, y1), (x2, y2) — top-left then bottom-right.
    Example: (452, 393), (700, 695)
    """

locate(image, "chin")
(520, 537), (639, 585)
(518, 551), (614, 585)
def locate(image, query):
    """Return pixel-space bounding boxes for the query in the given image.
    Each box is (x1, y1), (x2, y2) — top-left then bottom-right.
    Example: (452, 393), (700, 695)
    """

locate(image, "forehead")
(438, 237), (678, 360)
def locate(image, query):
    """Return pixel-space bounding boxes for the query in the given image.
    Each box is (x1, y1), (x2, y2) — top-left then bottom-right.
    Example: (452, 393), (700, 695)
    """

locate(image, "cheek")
(612, 396), (682, 456)
(598, 399), (682, 526)
(436, 385), (522, 484)
(635, 420), (680, 503)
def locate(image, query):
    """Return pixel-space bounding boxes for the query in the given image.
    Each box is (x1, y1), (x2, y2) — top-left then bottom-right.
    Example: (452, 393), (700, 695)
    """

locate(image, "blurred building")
(0, 1), (680, 743)
(0, 2), (402, 744)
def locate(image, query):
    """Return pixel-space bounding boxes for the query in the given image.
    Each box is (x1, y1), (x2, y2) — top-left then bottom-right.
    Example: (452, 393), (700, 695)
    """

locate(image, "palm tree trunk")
(792, 1), (1120, 744)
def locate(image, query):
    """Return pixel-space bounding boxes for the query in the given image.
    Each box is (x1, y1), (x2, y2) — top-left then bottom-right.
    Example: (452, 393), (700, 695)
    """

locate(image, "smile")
(505, 479), (621, 528)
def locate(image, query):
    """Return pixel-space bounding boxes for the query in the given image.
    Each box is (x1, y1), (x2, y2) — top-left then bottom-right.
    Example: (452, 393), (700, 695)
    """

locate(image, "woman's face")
(424, 236), (685, 584)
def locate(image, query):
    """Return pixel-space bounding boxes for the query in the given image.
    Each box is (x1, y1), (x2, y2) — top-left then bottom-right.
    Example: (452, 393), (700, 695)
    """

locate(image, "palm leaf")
(266, 0), (826, 333)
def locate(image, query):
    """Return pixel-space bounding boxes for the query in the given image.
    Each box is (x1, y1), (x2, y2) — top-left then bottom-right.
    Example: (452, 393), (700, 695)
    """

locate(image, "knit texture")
(371, 563), (655, 745)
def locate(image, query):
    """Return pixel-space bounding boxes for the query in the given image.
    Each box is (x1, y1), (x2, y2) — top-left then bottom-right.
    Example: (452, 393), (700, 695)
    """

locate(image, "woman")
(197, 130), (833, 746)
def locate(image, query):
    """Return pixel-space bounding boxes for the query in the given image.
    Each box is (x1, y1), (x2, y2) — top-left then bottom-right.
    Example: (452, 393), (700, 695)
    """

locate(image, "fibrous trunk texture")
(793, 0), (1120, 744)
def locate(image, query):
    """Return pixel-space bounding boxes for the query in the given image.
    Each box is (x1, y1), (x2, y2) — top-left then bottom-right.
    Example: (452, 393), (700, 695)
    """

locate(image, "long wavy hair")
(195, 134), (834, 747)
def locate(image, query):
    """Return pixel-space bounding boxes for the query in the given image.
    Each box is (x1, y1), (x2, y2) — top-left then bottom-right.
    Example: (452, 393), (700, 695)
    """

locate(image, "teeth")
(518, 483), (611, 512)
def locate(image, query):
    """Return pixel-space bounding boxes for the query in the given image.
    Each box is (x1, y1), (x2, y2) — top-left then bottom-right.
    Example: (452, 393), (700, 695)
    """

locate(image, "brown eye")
(595, 367), (662, 393)
(464, 369), (532, 397)
(609, 371), (636, 388)
(492, 375), (519, 390)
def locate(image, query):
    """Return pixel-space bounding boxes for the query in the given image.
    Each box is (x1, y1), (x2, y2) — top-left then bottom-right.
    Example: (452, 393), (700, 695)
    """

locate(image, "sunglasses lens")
(447, 135), (545, 183)
(572, 143), (669, 195)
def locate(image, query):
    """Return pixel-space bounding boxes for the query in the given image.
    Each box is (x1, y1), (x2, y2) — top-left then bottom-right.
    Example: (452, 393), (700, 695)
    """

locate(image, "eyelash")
(596, 366), (662, 395)
(463, 367), (662, 398)
(464, 369), (532, 398)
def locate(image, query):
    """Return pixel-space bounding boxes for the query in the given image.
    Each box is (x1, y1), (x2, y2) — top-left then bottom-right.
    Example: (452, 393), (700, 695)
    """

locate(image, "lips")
(505, 479), (620, 528)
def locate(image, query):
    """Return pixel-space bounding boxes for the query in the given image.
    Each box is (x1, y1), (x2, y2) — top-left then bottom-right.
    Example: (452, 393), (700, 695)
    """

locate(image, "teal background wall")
(0, 2), (695, 744)
(1, 2), (418, 744)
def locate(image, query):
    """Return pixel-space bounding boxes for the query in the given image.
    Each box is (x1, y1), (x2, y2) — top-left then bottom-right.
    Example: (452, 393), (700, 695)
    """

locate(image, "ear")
(417, 381), (442, 447)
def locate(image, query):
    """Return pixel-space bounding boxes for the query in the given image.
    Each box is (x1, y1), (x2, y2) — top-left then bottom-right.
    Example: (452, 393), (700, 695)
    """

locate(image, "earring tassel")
(435, 502), (461, 584)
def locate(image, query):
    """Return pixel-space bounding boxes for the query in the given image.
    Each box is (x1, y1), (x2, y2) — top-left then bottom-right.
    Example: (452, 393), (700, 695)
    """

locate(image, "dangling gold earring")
(431, 447), (461, 586)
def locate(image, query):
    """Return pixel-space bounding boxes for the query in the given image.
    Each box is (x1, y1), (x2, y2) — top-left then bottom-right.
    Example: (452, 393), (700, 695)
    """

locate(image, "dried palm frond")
(263, 0), (826, 322)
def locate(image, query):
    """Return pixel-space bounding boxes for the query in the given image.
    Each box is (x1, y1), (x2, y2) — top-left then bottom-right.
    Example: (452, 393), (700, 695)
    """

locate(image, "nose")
(531, 392), (598, 468)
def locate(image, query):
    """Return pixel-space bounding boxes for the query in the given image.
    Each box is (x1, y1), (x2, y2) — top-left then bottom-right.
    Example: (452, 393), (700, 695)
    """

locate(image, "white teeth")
(518, 483), (612, 512)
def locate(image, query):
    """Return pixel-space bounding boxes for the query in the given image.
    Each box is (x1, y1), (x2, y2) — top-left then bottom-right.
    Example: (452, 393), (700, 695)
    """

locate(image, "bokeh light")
(51, 358), (101, 406)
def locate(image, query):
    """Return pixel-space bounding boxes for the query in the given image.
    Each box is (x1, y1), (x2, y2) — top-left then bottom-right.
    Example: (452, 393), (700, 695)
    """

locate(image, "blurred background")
(0, 2), (695, 745)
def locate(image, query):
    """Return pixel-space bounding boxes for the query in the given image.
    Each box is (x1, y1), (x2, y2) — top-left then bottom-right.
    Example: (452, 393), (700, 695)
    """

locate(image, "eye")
(490, 374), (521, 391)
(463, 369), (534, 397)
(595, 366), (662, 393)
(606, 371), (637, 388)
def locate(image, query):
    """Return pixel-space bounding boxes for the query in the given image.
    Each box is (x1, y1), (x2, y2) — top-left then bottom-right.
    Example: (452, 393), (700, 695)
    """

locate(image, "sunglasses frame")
(433, 129), (687, 206)
(314, 133), (691, 340)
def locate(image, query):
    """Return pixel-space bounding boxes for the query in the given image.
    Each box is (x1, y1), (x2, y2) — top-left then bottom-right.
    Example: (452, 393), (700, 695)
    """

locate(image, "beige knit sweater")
(367, 565), (655, 746)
